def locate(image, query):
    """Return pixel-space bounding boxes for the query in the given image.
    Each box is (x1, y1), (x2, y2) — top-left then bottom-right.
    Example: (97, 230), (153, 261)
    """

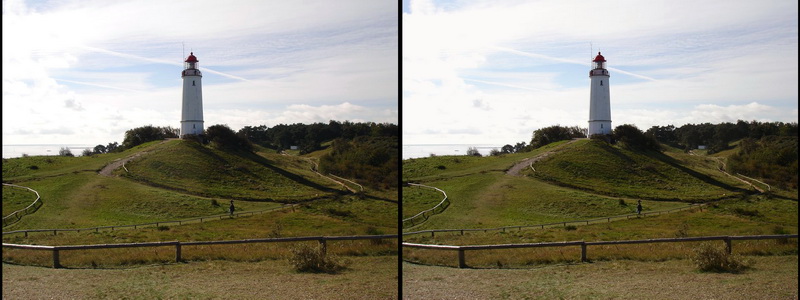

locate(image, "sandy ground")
(403, 255), (798, 299)
(3, 256), (399, 299)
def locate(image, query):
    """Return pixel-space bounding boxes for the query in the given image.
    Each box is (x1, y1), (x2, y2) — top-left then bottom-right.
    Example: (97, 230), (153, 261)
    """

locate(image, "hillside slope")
(120, 140), (341, 202)
(526, 140), (744, 202)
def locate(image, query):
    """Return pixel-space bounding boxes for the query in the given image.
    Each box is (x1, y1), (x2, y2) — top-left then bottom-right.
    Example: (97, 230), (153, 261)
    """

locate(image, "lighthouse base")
(181, 120), (204, 137)
(588, 120), (612, 136)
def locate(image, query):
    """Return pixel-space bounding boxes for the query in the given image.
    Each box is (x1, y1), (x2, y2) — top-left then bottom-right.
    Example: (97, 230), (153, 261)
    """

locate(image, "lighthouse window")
(601, 124), (603, 129)
(192, 81), (195, 86)
(600, 80), (603, 86)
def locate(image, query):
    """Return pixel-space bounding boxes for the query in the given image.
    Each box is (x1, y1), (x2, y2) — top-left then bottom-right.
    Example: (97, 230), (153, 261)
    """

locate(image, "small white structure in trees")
(181, 52), (204, 137)
(588, 52), (612, 136)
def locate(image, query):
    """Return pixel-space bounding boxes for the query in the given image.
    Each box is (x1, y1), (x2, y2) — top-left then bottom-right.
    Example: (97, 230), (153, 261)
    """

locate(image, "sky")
(2, 0), (398, 147)
(402, 0), (798, 145)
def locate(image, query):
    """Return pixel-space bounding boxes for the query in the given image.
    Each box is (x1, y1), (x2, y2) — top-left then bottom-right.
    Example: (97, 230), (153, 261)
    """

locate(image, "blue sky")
(3, 0), (398, 146)
(403, 0), (798, 145)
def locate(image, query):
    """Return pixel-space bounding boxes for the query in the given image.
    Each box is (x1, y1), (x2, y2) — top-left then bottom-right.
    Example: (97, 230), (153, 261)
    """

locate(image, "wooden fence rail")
(403, 234), (798, 268)
(402, 183), (449, 229)
(2, 184), (43, 228)
(404, 202), (709, 236)
(3, 204), (295, 237)
(3, 234), (398, 268)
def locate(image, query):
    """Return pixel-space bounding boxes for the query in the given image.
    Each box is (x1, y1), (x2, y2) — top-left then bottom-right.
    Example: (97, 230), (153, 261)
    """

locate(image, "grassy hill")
(402, 138), (797, 268)
(2, 139), (397, 234)
(525, 139), (743, 202)
(120, 140), (339, 202)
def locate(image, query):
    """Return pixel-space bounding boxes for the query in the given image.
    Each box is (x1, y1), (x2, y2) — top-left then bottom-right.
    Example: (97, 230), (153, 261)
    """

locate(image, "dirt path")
(98, 139), (175, 176)
(506, 139), (583, 176)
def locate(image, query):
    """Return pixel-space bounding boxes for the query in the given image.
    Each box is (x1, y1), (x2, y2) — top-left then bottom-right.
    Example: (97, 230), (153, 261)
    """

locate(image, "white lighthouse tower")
(180, 52), (204, 137)
(588, 52), (611, 136)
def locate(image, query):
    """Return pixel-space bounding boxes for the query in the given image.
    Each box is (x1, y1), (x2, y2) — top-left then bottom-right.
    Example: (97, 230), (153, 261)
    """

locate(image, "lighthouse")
(588, 52), (611, 136)
(180, 52), (204, 137)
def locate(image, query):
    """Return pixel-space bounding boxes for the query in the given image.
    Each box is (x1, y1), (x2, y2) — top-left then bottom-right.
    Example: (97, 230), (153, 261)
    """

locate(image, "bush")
(564, 225), (577, 231)
(210, 199), (219, 207)
(692, 242), (750, 273)
(289, 243), (346, 273)
(466, 147), (482, 157)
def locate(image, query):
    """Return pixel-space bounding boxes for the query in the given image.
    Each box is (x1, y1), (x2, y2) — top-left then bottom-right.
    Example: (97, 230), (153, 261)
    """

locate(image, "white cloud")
(2, 0), (397, 150)
(403, 0), (798, 145)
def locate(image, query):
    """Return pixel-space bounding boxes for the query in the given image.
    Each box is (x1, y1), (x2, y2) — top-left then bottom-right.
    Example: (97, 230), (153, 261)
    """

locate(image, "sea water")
(2, 144), (95, 158)
(403, 144), (503, 160)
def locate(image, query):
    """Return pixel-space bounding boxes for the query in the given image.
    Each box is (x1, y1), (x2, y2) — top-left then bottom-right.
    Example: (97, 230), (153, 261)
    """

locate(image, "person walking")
(229, 200), (235, 217)
(636, 200), (642, 215)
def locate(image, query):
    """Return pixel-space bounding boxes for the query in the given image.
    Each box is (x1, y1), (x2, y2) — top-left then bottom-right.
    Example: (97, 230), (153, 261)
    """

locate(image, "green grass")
(403, 140), (570, 182)
(2, 141), (164, 182)
(120, 140), (340, 202)
(404, 194), (797, 268)
(2, 185), (38, 215)
(526, 140), (742, 202)
(402, 185), (446, 219)
(404, 171), (688, 231)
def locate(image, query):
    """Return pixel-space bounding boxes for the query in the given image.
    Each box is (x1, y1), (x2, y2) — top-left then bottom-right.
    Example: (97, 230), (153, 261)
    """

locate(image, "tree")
(122, 125), (174, 149)
(59, 147), (74, 157)
(490, 148), (502, 156)
(513, 142), (527, 153)
(530, 125), (586, 149)
(106, 142), (120, 153)
(81, 148), (93, 156)
(501, 144), (514, 154)
(466, 147), (482, 157)
(206, 124), (253, 152)
(612, 124), (660, 151)
(93, 144), (107, 154)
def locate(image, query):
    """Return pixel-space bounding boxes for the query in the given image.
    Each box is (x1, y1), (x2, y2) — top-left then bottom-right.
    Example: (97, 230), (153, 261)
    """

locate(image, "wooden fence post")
(458, 249), (466, 268)
(431, 231), (435, 237)
(581, 242), (587, 262)
(175, 243), (182, 262)
(724, 237), (732, 254)
(53, 249), (61, 268)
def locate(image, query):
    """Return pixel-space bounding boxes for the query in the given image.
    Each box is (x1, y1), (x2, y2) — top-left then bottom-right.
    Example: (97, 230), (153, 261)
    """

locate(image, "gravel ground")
(4, 256), (398, 299)
(403, 255), (798, 299)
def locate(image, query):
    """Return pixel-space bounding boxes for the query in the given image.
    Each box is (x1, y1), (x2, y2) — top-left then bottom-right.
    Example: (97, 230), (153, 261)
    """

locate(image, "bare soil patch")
(4, 255), (398, 299)
(403, 255), (798, 299)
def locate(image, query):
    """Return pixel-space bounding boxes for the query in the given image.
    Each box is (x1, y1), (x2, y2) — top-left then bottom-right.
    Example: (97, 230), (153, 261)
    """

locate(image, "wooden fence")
(403, 234), (798, 268)
(404, 202), (709, 237)
(3, 234), (398, 268)
(2, 184), (43, 228)
(402, 183), (449, 229)
(2, 204), (295, 237)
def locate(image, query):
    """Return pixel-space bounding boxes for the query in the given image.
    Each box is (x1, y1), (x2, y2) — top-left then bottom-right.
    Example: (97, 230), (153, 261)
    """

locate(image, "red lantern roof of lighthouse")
(185, 52), (198, 63)
(593, 52), (606, 62)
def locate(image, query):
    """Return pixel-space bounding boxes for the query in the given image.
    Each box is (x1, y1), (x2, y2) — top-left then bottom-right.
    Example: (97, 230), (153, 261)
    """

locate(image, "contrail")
(492, 46), (657, 81)
(53, 78), (146, 93)
(463, 78), (549, 92)
(79, 45), (250, 82)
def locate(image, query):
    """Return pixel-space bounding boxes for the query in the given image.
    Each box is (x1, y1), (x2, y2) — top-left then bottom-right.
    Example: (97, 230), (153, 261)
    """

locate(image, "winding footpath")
(506, 139), (582, 176)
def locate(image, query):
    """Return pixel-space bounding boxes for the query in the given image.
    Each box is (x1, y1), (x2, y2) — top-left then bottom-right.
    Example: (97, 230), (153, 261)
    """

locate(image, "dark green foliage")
(318, 136), (398, 189)
(648, 120), (797, 153)
(466, 147), (482, 157)
(205, 124), (253, 152)
(59, 147), (74, 157)
(727, 136), (798, 189)
(530, 125), (586, 149)
(489, 148), (502, 156)
(612, 124), (660, 151)
(122, 125), (178, 149)
(93, 144), (107, 154)
(238, 121), (398, 153)
(564, 225), (577, 231)
(732, 207), (761, 217)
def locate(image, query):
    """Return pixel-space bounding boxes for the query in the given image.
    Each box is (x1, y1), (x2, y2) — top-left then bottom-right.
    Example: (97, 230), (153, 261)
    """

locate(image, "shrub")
(436, 165), (446, 170)
(732, 207), (760, 217)
(692, 242), (750, 273)
(564, 225), (577, 231)
(210, 199), (219, 207)
(29, 165), (39, 170)
(466, 147), (482, 157)
(289, 243), (346, 274)
(618, 199), (627, 206)
(157, 226), (170, 231)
